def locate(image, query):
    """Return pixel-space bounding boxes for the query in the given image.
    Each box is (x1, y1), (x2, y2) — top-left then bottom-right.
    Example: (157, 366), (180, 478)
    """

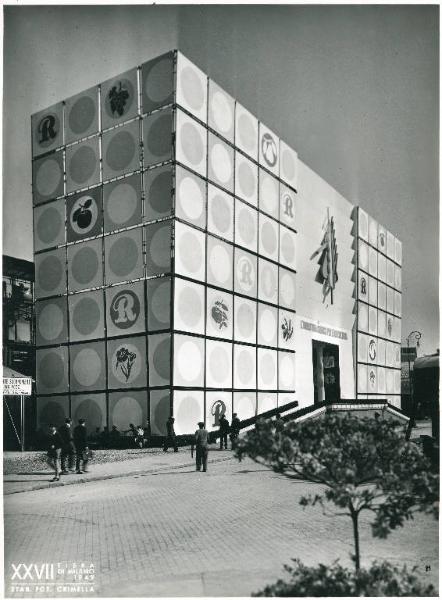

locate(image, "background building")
(32, 50), (402, 436)
(3, 254), (36, 449)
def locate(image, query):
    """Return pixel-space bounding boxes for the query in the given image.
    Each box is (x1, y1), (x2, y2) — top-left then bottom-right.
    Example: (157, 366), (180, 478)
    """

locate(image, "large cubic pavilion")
(32, 50), (402, 436)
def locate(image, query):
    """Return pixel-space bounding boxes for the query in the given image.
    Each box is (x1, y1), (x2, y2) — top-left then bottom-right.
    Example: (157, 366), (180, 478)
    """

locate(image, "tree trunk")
(351, 509), (361, 571)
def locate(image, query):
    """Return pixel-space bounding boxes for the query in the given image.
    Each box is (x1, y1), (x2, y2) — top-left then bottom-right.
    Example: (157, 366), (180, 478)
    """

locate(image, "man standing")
(230, 413), (241, 447)
(59, 418), (76, 474)
(163, 416), (178, 452)
(47, 424), (63, 482)
(195, 422), (209, 472)
(73, 419), (89, 474)
(219, 413), (230, 450)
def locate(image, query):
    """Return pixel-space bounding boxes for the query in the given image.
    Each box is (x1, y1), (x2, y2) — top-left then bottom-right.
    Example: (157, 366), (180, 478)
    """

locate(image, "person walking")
(163, 416), (178, 452)
(59, 418), (76, 474)
(143, 420), (151, 448)
(194, 422), (209, 472)
(230, 413), (241, 447)
(47, 424), (63, 482)
(219, 413), (230, 450)
(73, 419), (89, 474)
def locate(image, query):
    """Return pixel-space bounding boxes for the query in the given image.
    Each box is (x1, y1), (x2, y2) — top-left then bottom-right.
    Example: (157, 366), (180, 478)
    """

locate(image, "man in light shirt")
(194, 421), (209, 472)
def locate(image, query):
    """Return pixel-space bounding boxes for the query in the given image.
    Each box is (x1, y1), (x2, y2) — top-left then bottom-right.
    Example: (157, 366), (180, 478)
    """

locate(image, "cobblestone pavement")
(4, 456), (438, 598)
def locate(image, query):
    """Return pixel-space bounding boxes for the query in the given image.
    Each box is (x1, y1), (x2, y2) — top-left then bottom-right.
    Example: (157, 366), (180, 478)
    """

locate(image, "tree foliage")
(234, 413), (438, 568)
(253, 559), (437, 597)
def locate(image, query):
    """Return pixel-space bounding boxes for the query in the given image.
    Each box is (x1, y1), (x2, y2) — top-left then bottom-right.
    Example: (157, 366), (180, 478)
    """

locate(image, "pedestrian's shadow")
(149, 470), (198, 476)
(5, 471), (52, 476)
(5, 478), (50, 482)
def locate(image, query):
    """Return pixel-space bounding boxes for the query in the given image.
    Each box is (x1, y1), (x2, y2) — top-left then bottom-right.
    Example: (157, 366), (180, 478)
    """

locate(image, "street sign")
(3, 377), (32, 396)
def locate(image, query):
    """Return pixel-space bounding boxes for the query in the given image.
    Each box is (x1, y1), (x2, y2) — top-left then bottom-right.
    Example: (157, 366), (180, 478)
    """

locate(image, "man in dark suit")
(48, 424), (63, 482)
(59, 418), (76, 474)
(163, 417), (178, 452)
(73, 419), (89, 474)
(219, 413), (230, 450)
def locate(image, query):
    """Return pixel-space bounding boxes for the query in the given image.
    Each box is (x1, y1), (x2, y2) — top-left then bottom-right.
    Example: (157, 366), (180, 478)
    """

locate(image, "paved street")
(4, 453), (438, 598)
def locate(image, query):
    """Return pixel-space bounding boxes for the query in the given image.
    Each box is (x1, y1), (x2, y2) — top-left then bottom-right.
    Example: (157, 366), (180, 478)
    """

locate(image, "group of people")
(47, 418), (89, 482)
(192, 412), (242, 473)
(88, 422), (152, 449)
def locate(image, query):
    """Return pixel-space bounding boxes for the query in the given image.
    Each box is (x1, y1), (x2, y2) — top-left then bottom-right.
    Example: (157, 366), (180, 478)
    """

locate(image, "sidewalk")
(3, 447), (233, 495)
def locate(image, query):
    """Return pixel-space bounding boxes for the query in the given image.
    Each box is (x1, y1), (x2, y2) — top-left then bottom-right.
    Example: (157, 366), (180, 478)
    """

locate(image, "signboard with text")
(3, 377), (32, 396)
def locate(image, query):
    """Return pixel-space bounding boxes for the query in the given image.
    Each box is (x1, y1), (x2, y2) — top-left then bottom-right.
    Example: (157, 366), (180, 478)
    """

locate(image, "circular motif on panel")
(106, 130), (136, 172)
(178, 176), (204, 220)
(73, 348), (102, 387)
(261, 133), (277, 168)
(261, 221), (277, 256)
(259, 308), (276, 344)
(110, 290), (140, 330)
(281, 148), (295, 181)
(369, 251), (377, 273)
(179, 231), (203, 274)
(211, 91), (232, 133)
(152, 338), (170, 381)
(112, 396), (142, 430)
(37, 206), (62, 245)
(148, 170), (171, 215)
(71, 246), (99, 286)
(209, 244), (230, 285)
(153, 395), (169, 434)
(150, 280), (170, 326)
(35, 159), (62, 197)
(359, 243), (368, 270)
(105, 78), (134, 119)
(180, 122), (204, 166)
(237, 302), (255, 339)
(38, 303), (64, 341)
(358, 336), (367, 360)
(38, 255), (63, 292)
(238, 160), (256, 199)
(368, 339), (377, 362)
(39, 352), (64, 389)
(237, 208), (255, 246)
(261, 176), (278, 214)
(69, 194), (98, 236)
(281, 231), (295, 264)
(178, 286), (202, 328)
(112, 343), (142, 384)
(69, 145), (97, 184)
(74, 399), (103, 430)
(210, 143), (232, 184)
(209, 346), (230, 384)
(107, 182), (138, 225)
(261, 264), (277, 300)
(176, 395), (202, 431)
(279, 271), (295, 307)
(36, 113), (61, 149)
(368, 369), (376, 389)
(149, 225), (170, 269)
(279, 354), (294, 388)
(211, 193), (231, 234)
(108, 236), (139, 277)
(144, 57), (173, 103)
(40, 401), (65, 427)
(69, 96), (95, 135)
(180, 66), (205, 111)
(260, 352), (276, 386)
(237, 350), (254, 385)
(237, 256), (255, 293)
(238, 113), (255, 153)
(72, 297), (101, 336)
(359, 306), (368, 330)
(147, 112), (172, 158)
(177, 340), (202, 382)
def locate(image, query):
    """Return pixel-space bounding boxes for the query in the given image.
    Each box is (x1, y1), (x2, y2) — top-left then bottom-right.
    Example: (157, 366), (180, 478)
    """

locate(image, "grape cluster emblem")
(211, 300), (229, 330)
(108, 81), (130, 117)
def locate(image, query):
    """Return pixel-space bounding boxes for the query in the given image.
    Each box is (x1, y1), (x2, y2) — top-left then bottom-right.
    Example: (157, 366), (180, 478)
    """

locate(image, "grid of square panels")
(33, 49), (300, 435)
(355, 208), (402, 403)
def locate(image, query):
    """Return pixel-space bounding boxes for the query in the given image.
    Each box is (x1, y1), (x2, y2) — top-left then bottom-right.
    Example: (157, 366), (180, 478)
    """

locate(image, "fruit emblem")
(211, 300), (228, 330)
(108, 81), (130, 117)
(368, 339), (376, 361)
(281, 317), (294, 341)
(70, 194), (97, 235)
(261, 133), (277, 167)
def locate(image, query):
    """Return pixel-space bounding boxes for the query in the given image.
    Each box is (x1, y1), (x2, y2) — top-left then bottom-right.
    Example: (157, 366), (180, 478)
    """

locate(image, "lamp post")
(405, 330), (422, 440)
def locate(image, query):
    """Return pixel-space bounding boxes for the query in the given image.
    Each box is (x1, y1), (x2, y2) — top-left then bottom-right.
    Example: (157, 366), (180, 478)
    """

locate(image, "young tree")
(234, 412), (438, 571)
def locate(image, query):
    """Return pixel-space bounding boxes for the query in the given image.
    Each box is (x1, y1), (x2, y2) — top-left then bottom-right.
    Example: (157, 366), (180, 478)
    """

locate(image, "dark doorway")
(312, 341), (341, 404)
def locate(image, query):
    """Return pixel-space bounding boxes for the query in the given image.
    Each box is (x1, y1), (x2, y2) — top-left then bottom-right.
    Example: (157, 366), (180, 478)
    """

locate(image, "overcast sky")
(2, 5), (439, 353)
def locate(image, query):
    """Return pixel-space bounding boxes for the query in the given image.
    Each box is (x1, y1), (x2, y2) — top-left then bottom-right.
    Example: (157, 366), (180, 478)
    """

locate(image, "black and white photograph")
(2, 3), (439, 597)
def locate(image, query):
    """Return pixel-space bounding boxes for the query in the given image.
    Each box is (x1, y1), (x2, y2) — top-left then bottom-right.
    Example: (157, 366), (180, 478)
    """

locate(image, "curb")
(4, 455), (235, 495)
